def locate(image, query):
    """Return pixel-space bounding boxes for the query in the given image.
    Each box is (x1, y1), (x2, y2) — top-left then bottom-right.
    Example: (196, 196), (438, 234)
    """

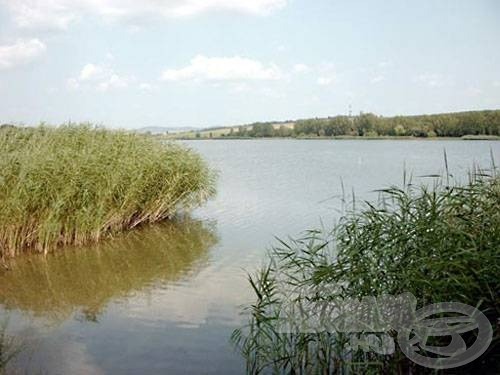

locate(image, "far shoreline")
(168, 135), (500, 141)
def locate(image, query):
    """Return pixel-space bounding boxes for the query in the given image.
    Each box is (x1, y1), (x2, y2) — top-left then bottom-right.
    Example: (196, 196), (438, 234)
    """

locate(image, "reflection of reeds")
(0, 320), (20, 374)
(0, 217), (218, 322)
(0, 125), (216, 258)
(233, 169), (500, 374)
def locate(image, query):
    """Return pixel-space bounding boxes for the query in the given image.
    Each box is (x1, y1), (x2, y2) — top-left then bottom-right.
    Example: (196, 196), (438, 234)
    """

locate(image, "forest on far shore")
(199, 109), (500, 138)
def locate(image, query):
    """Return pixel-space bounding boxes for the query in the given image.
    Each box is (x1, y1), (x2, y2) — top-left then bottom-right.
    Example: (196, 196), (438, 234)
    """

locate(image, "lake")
(1, 139), (499, 374)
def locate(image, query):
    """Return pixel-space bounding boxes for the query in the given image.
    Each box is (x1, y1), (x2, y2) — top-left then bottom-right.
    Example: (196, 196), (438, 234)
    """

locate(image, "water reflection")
(0, 217), (217, 322)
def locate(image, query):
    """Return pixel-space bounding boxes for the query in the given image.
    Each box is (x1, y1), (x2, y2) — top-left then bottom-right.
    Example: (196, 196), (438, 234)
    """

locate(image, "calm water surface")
(1, 140), (499, 374)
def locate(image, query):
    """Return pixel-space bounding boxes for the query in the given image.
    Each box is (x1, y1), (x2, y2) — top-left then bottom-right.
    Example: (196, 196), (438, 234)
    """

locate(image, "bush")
(427, 130), (437, 137)
(394, 124), (406, 136)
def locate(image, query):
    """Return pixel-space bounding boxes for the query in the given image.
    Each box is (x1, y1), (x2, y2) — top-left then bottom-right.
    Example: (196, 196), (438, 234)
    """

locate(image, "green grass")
(0, 125), (216, 258)
(233, 169), (500, 374)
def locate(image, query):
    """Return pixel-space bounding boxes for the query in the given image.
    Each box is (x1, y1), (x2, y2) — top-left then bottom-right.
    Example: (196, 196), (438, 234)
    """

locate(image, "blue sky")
(0, 0), (499, 129)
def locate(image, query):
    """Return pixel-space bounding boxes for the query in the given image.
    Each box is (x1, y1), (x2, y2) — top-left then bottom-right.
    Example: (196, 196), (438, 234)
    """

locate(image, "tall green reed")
(233, 169), (499, 374)
(0, 125), (216, 257)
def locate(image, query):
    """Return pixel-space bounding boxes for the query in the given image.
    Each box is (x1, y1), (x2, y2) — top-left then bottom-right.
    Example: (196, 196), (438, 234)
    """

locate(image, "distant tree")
(202, 110), (500, 139)
(394, 124), (406, 136)
(277, 125), (293, 137)
(250, 123), (274, 137)
(356, 113), (378, 136)
(236, 126), (247, 137)
(427, 130), (437, 137)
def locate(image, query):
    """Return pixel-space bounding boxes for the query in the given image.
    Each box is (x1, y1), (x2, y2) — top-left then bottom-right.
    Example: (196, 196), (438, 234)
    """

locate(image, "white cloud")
(97, 74), (130, 91)
(79, 63), (105, 81)
(229, 82), (250, 93)
(3, 1), (78, 29)
(161, 55), (282, 82)
(293, 63), (310, 74)
(370, 75), (385, 84)
(3, 0), (287, 29)
(163, 0), (287, 17)
(0, 39), (46, 70)
(377, 61), (392, 68)
(66, 77), (80, 90)
(316, 62), (336, 86)
(139, 83), (155, 91)
(68, 62), (132, 91)
(105, 52), (115, 61)
(414, 73), (444, 87)
(317, 76), (335, 86)
(260, 87), (285, 99)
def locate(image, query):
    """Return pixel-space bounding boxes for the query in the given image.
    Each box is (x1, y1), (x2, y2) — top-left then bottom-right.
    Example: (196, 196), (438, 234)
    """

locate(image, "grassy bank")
(233, 170), (500, 373)
(0, 125), (216, 258)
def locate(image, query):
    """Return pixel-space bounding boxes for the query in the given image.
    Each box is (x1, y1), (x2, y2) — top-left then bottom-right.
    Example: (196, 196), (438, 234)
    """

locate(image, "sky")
(0, 0), (499, 129)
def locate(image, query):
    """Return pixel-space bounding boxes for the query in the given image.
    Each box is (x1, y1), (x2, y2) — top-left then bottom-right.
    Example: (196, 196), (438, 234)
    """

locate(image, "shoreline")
(167, 135), (500, 141)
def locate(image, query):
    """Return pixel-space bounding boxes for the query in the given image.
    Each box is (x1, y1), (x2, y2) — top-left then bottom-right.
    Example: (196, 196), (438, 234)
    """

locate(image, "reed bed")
(0, 125), (216, 258)
(233, 170), (500, 374)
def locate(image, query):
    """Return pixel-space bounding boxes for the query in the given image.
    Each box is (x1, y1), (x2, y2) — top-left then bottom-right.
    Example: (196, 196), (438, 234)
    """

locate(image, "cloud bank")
(161, 55), (282, 82)
(2, 0), (287, 29)
(0, 39), (46, 70)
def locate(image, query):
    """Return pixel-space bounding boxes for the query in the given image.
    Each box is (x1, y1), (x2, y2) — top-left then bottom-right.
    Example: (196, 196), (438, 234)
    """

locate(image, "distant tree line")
(227, 110), (500, 138)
